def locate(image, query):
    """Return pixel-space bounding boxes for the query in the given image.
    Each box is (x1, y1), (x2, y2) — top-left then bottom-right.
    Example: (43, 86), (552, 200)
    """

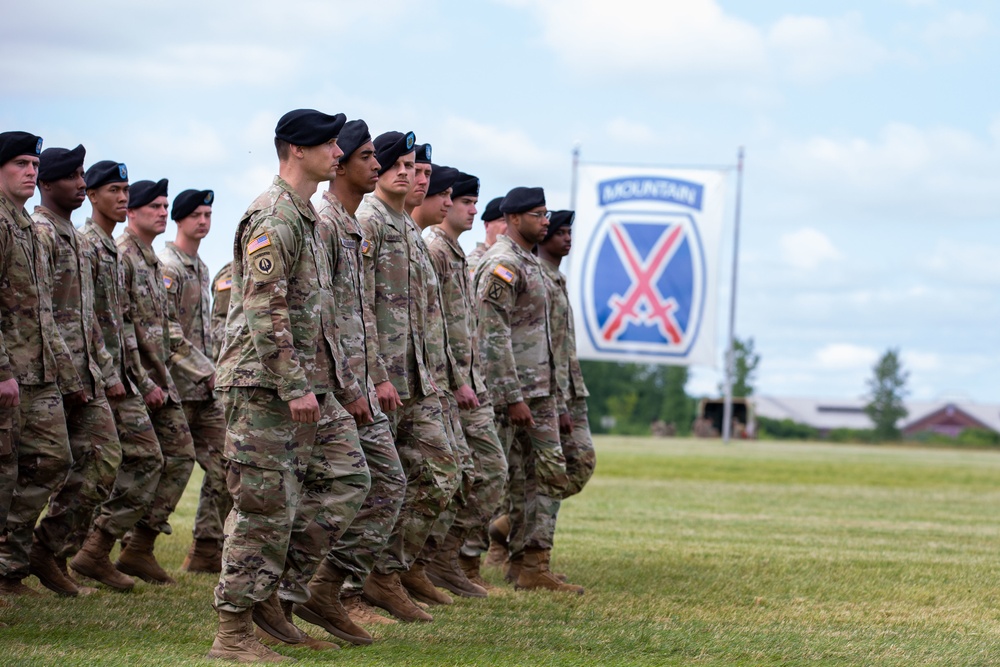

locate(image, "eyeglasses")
(524, 211), (551, 220)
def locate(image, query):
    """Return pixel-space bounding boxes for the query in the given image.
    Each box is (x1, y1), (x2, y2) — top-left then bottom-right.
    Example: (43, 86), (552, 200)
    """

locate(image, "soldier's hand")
(376, 381), (402, 413)
(508, 401), (535, 427)
(559, 411), (574, 435)
(106, 382), (126, 400)
(289, 392), (321, 423)
(343, 395), (373, 426)
(64, 390), (90, 407)
(455, 384), (480, 411)
(0, 378), (20, 408)
(144, 386), (166, 410)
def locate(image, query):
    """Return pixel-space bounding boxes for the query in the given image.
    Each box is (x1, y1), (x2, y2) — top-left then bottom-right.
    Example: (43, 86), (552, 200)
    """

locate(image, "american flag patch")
(247, 233), (271, 255)
(162, 276), (173, 289)
(216, 277), (232, 291)
(493, 264), (515, 283)
(360, 239), (371, 255)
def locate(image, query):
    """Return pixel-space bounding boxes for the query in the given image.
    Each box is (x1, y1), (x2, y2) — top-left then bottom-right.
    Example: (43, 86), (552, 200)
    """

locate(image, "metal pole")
(722, 147), (745, 443)
(569, 143), (580, 210)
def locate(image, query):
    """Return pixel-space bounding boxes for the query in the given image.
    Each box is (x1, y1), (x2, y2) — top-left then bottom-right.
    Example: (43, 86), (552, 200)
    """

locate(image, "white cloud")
(902, 351), (941, 372)
(432, 116), (565, 183)
(922, 240), (1000, 286)
(767, 13), (888, 83)
(922, 11), (991, 48)
(815, 344), (880, 370)
(607, 118), (656, 145)
(778, 228), (843, 270)
(128, 120), (228, 165)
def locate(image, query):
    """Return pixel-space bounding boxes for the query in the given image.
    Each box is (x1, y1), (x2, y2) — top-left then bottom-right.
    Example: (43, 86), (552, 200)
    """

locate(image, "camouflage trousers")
(0, 405), (18, 535)
(456, 399), (507, 558)
(500, 395), (567, 558)
(138, 398), (195, 536)
(183, 398), (231, 544)
(374, 391), (458, 575)
(330, 403), (406, 596)
(93, 393), (164, 539)
(562, 397), (596, 499)
(417, 393), (474, 561)
(215, 389), (370, 612)
(36, 393), (122, 559)
(0, 383), (70, 578)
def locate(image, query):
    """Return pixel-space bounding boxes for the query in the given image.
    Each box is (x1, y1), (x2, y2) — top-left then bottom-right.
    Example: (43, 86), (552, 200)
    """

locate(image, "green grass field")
(4, 436), (1000, 666)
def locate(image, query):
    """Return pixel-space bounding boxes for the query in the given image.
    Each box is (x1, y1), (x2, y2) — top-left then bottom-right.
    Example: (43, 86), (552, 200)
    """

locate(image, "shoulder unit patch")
(247, 233), (272, 255)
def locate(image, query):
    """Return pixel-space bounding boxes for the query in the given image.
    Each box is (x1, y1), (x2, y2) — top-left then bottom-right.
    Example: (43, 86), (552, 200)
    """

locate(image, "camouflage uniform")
(424, 226), (506, 557)
(317, 192), (405, 595)
(0, 194), (80, 579)
(214, 176), (369, 612)
(465, 241), (488, 278)
(357, 193), (458, 576)
(159, 242), (230, 548)
(210, 262), (232, 363)
(31, 207), (122, 559)
(117, 228), (210, 536)
(540, 258), (595, 498)
(474, 234), (567, 559)
(82, 220), (163, 540)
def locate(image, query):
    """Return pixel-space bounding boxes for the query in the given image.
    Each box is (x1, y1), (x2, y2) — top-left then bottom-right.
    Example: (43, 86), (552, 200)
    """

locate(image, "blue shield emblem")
(118, 164), (128, 179)
(581, 210), (706, 358)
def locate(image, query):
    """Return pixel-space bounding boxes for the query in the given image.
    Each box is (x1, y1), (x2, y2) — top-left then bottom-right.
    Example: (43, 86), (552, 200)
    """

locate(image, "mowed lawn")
(4, 437), (1000, 665)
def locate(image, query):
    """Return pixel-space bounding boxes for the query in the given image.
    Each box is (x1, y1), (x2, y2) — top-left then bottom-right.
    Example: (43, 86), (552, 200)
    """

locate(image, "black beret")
(373, 131), (416, 176)
(337, 119), (371, 163)
(542, 210), (575, 242)
(0, 131), (42, 166)
(414, 143), (432, 164)
(84, 160), (129, 189)
(274, 109), (347, 147)
(481, 196), (504, 223)
(38, 144), (86, 182)
(499, 186), (545, 214)
(128, 178), (169, 210)
(172, 189), (214, 221)
(426, 165), (460, 197)
(451, 172), (479, 200)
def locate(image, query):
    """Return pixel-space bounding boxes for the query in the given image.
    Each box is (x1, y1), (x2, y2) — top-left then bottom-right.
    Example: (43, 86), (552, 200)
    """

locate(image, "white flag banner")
(567, 164), (728, 366)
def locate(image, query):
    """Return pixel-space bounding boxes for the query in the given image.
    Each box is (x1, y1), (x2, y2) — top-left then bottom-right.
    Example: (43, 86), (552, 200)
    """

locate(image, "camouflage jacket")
(159, 242), (215, 401)
(411, 219), (460, 394)
(32, 206), (116, 398)
(465, 241), (488, 279)
(317, 192), (377, 410)
(0, 195), (82, 391)
(540, 258), (589, 401)
(81, 219), (142, 396)
(424, 226), (486, 396)
(356, 193), (435, 400)
(216, 176), (339, 400)
(117, 228), (213, 402)
(473, 234), (558, 408)
(210, 261), (232, 364)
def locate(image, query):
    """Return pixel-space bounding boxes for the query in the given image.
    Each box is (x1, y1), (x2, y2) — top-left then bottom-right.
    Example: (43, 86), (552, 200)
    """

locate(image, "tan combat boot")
(0, 576), (41, 597)
(182, 538), (222, 573)
(362, 571), (433, 622)
(293, 560), (373, 645)
(29, 539), (79, 597)
(400, 561), (453, 606)
(504, 553), (523, 584)
(426, 532), (487, 598)
(459, 553), (496, 591)
(207, 607), (292, 662)
(70, 528), (136, 591)
(256, 596), (338, 651)
(484, 514), (510, 568)
(515, 549), (584, 594)
(252, 590), (307, 646)
(115, 524), (175, 584)
(342, 593), (397, 626)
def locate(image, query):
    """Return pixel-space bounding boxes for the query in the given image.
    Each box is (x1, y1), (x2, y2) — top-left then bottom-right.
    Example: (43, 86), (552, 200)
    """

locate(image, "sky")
(2, 0), (998, 404)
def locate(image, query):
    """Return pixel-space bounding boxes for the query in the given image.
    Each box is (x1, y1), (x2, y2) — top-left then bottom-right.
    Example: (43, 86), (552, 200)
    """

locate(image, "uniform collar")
(426, 225), (464, 259)
(273, 175), (317, 223)
(123, 226), (160, 266)
(0, 194), (31, 229)
(34, 205), (75, 237)
(165, 241), (198, 267)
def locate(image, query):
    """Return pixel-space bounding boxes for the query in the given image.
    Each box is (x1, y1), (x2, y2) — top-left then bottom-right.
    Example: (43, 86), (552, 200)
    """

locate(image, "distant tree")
(719, 336), (760, 397)
(659, 366), (694, 435)
(864, 348), (909, 442)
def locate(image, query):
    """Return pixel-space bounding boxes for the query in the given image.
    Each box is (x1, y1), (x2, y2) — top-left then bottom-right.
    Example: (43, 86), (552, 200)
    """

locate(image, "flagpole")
(569, 143), (580, 210)
(722, 147), (745, 444)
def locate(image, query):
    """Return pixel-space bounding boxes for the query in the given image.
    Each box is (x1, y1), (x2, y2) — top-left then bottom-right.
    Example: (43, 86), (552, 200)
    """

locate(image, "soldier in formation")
(0, 119), (594, 662)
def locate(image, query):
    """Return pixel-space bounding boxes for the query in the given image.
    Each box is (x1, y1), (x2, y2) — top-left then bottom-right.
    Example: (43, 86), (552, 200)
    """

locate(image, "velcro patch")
(162, 275), (174, 290)
(493, 264), (515, 283)
(249, 249), (283, 285)
(247, 233), (272, 255)
(360, 239), (371, 255)
(486, 278), (509, 302)
(341, 238), (357, 249)
(216, 277), (232, 291)
(254, 254), (275, 275)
